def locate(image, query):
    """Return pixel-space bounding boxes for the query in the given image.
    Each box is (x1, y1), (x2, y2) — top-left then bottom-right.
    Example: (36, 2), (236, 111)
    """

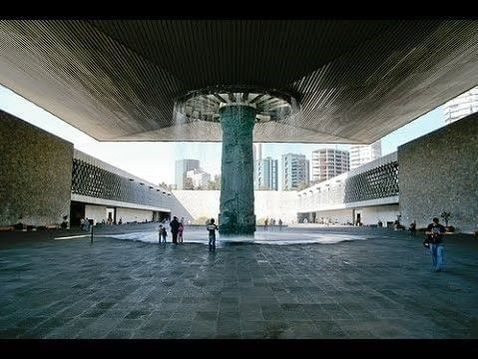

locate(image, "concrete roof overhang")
(1, 19), (478, 144)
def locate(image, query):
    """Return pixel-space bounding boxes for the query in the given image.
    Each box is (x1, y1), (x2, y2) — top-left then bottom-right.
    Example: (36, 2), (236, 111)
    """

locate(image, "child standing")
(159, 224), (167, 243)
(206, 218), (218, 251)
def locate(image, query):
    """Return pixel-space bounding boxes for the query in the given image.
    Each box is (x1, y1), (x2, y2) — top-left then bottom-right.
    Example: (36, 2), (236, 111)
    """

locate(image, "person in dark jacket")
(170, 216), (180, 244)
(424, 217), (447, 272)
(409, 221), (417, 236)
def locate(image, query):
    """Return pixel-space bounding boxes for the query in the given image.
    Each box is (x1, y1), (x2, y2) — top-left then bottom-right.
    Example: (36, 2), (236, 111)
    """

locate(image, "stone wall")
(0, 110), (73, 226)
(398, 113), (478, 233)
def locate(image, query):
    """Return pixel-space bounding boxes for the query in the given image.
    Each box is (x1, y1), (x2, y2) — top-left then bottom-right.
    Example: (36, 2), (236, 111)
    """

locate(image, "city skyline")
(0, 84), (449, 187)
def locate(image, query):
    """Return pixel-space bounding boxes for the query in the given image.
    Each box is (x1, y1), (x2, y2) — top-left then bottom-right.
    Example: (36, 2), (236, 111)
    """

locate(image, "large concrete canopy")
(1, 19), (478, 144)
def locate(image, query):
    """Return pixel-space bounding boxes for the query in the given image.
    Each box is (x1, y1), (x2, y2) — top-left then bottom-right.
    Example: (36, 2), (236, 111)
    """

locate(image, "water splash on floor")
(101, 230), (374, 246)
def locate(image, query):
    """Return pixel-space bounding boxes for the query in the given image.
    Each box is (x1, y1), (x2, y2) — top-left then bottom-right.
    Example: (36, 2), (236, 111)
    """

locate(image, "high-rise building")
(186, 168), (211, 189)
(349, 141), (382, 170)
(282, 153), (309, 191)
(175, 159), (200, 189)
(312, 148), (350, 183)
(253, 143), (263, 187)
(253, 143), (263, 163)
(443, 86), (478, 124)
(255, 156), (278, 190)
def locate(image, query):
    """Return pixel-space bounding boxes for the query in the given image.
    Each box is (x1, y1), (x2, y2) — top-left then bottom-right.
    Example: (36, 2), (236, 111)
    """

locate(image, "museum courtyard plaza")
(1, 224), (477, 339)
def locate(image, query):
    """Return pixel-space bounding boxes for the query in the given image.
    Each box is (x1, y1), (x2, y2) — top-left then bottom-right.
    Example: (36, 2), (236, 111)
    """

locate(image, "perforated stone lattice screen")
(71, 159), (169, 207)
(344, 162), (399, 203)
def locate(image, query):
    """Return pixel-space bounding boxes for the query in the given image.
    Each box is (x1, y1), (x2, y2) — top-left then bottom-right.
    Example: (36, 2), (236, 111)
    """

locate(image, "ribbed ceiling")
(1, 19), (478, 143)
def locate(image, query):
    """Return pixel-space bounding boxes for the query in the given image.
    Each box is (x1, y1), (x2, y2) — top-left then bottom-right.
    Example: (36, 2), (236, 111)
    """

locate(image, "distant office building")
(253, 143), (263, 163)
(175, 159), (200, 190)
(186, 168), (211, 189)
(349, 141), (382, 170)
(253, 143), (263, 187)
(282, 153), (309, 191)
(255, 156), (278, 190)
(443, 86), (478, 124)
(312, 148), (350, 183)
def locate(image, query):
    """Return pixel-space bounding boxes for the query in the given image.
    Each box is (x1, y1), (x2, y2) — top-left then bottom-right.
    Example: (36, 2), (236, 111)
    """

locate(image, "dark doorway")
(106, 208), (116, 224)
(70, 201), (85, 226)
(356, 213), (361, 225)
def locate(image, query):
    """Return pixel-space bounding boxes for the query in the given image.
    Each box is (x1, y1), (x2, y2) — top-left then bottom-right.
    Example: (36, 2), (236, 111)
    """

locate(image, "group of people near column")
(159, 216), (184, 244)
(159, 216), (218, 251)
(80, 217), (91, 231)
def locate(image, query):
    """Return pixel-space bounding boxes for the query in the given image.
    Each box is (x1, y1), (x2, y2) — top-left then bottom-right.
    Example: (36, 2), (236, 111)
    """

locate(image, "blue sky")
(0, 84), (446, 186)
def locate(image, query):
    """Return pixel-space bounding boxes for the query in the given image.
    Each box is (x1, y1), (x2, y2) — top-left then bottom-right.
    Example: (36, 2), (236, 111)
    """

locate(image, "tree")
(183, 177), (194, 190)
(441, 211), (451, 227)
(207, 175), (221, 190)
(159, 182), (174, 191)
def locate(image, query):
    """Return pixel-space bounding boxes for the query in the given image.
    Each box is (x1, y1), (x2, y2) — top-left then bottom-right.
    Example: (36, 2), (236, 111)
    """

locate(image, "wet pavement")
(1, 225), (477, 339)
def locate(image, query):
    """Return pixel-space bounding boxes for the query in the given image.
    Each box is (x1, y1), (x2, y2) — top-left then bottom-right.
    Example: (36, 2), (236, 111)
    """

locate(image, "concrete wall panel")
(398, 114), (478, 233)
(0, 110), (73, 226)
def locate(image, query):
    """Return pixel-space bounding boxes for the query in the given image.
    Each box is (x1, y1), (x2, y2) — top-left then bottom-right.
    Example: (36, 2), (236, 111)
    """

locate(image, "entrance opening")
(356, 213), (361, 226)
(70, 201), (86, 226)
(106, 208), (116, 224)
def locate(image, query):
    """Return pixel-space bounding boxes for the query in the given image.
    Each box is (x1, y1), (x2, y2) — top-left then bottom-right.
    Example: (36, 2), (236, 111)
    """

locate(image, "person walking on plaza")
(207, 218), (218, 251)
(178, 222), (184, 244)
(424, 217), (447, 272)
(170, 216), (180, 244)
(279, 218), (283, 231)
(264, 218), (268, 231)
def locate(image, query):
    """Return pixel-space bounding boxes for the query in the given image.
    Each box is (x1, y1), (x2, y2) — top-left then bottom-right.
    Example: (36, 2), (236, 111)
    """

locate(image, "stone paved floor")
(1, 226), (478, 339)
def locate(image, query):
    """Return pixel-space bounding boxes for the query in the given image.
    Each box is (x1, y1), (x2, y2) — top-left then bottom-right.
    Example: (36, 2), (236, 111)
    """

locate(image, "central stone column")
(219, 104), (256, 236)
(175, 88), (297, 235)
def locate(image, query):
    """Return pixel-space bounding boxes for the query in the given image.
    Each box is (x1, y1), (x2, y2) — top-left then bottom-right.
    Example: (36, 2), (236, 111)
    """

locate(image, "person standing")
(424, 217), (447, 272)
(178, 222), (184, 244)
(279, 219), (283, 231)
(207, 218), (218, 251)
(409, 221), (417, 237)
(159, 224), (167, 243)
(170, 216), (180, 244)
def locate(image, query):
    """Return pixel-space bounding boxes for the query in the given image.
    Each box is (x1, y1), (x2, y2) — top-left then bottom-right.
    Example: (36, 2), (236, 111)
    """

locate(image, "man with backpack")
(424, 217), (447, 272)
